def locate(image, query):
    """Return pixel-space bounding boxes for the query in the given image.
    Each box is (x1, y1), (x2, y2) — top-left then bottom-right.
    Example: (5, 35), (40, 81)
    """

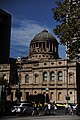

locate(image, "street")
(0, 115), (80, 120)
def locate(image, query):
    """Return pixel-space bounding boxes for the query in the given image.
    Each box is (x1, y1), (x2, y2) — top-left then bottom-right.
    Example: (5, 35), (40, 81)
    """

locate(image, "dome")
(29, 29), (59, 60)
(32, 29), (57, 42)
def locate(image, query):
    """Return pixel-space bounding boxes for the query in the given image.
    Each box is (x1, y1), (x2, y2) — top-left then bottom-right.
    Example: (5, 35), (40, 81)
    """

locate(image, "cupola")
(28, 30), (59, 60)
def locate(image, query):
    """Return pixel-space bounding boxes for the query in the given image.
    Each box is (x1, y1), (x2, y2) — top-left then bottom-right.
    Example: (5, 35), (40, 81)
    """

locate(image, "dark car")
(11, 102), (34, 115)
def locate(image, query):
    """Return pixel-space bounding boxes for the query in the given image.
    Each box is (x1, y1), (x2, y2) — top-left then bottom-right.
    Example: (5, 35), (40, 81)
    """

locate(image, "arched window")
(69, 72), (74, 83)
(58, 71), (63, 81)
(25, 74), (29, 83)
(58, 92), (61, 100)
(34, 73), (39, 83)
(50, 71), (55, 81)
(43, 72), (47, 81)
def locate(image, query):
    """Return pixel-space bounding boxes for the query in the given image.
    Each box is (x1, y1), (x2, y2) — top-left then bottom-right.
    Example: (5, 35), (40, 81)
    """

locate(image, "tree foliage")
(52, 0), (80, 59)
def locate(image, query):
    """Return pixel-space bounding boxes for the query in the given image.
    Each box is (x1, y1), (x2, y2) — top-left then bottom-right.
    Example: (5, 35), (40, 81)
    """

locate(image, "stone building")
(0, 29), (79, 103)
(10, 29), (78, 103)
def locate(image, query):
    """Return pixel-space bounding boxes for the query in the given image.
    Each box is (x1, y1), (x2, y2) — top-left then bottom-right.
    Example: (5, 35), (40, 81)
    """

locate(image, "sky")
(0, 0), (66, 59)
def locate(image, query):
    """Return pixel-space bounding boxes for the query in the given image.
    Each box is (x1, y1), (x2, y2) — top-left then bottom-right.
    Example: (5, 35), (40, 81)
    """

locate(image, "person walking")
(47, 102), (51, 115)
(32, 102), (37, 115)
(65, 103), (73, 115)
(65, 103), (69, 115)
(54, 104), (57, 114)
(38, 102), (42, 115)
(69, 105), (74, 115)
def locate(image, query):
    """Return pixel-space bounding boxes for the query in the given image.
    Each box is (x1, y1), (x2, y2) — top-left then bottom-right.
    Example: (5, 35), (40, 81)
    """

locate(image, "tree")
(52, 0), (80, 59)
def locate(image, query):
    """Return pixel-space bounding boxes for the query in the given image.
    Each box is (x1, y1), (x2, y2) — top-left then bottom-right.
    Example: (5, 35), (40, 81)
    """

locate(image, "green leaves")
(52, 0), (80, 59)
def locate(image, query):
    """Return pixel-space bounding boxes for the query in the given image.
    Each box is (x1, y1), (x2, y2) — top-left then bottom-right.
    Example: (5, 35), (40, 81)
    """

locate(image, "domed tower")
(28, 30), (59, 60)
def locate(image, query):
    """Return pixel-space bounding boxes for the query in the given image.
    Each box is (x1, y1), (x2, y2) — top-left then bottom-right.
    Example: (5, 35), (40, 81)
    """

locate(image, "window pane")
(50, 72), (55, 81)
(25, 75), (29, 83)
(58, 71), (62, 81)
(43, 72), (47, 81)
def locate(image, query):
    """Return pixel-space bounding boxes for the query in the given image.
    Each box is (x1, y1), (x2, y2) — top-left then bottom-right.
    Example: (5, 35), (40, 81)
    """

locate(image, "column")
(63, 70), (65, 87)
(47, 71), (50, 85)
(39, 71), (43, 84)
(45, 42), (47, 51)
(42, 42), (44, 51)
(55, 70), (57, 102)
(49, 42), (50, 51)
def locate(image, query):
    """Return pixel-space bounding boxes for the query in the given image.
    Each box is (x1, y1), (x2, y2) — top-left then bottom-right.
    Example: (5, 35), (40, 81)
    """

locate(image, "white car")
(11, 102), (33, 115)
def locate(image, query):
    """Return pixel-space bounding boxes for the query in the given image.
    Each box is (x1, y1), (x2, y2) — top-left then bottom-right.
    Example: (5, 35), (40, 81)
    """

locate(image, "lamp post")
(45, 88), (49, 103)
(16, 56), (22, 102)
(17, 56), (21, 86)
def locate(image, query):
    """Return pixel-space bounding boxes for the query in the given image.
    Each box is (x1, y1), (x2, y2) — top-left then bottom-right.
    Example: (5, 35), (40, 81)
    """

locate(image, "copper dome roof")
(31, 29), (57, 42)
(29, 29), (59, 60)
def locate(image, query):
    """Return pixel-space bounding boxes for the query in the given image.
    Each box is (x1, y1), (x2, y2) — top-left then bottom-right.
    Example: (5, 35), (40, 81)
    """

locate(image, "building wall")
(0, 59), (77, 103)
(11, 59), (77, 103)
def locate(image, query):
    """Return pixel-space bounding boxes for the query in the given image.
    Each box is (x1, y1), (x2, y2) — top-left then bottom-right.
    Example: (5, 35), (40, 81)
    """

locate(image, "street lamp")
(17, 56), (21, 84)
(45, 87), (49, 103)
(16, 56), (22, 102)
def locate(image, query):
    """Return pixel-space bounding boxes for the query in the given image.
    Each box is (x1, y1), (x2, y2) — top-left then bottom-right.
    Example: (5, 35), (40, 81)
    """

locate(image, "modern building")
(0, 9), (11, 64)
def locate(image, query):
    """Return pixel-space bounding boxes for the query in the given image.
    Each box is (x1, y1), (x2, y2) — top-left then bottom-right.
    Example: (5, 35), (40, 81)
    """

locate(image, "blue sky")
(0, 0), (66, 59)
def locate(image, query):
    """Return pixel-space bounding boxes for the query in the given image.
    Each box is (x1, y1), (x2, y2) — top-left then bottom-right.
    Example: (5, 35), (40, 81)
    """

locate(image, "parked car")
(11, 102), (34, 115)
(56, 103), (66, 109)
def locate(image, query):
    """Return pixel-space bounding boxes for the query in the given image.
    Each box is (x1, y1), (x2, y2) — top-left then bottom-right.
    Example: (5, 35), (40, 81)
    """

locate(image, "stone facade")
(0, 29), (79, 103)
(12, 30), (77, 103)
(14, 59), (77, 103)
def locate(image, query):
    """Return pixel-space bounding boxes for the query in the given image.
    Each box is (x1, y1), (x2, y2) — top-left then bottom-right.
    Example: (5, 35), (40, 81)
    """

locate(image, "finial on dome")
(42, 29), (48, 33)
(44, 18), (47, 30)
